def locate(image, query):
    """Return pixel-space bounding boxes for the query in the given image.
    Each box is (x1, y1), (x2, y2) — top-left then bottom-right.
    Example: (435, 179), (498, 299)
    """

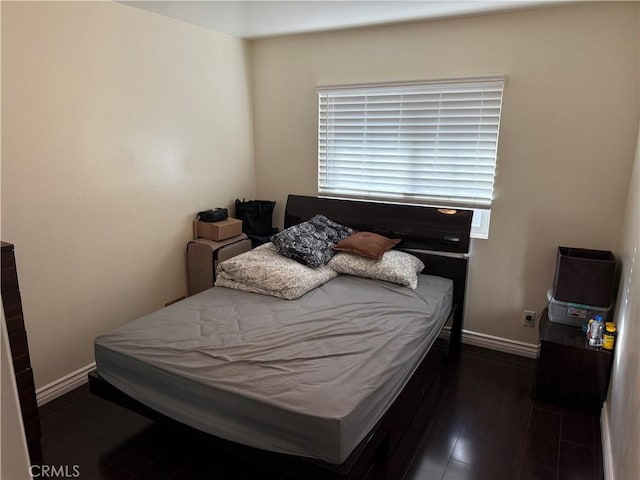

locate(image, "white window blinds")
(317, 77), (504, 210)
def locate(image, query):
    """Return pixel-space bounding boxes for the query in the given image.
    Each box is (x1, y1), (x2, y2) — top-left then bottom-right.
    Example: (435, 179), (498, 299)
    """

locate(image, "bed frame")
(89, 194), (472, 480)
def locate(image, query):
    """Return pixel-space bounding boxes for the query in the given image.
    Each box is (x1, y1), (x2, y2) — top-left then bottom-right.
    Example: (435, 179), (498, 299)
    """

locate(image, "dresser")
(1, 241), (42, 464)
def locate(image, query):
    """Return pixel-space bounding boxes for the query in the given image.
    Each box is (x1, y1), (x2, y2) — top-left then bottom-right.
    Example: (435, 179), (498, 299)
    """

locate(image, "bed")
(89, 194), (472, 480)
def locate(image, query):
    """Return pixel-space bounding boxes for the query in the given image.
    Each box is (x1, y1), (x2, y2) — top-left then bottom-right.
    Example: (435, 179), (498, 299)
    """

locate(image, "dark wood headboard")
(284, 195), (473, 254)
(284, 194), (470, 353)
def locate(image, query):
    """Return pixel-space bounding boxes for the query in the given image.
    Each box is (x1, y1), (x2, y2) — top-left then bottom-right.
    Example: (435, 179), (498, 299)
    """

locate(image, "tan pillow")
(333, 232), (401, 260)
(328, 250), (425, 289)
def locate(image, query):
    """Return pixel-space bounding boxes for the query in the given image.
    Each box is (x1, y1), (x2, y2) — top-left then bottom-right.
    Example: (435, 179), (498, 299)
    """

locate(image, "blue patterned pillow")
(272, 214), (354, 268)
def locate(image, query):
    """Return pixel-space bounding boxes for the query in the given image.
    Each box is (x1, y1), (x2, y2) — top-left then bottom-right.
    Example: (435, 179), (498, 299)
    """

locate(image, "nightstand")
(186, 234), (252, 296)
(535, 308), (613, 413)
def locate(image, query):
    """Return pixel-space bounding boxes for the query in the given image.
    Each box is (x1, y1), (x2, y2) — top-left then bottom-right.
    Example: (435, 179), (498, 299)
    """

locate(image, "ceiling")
(120, 1), (567, 39)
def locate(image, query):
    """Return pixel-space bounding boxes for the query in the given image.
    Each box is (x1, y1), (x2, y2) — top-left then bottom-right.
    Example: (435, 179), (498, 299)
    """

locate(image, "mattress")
(94, 274), (453, 464)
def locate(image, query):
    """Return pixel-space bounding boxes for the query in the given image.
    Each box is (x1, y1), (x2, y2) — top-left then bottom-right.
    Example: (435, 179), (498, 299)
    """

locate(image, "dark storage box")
(553, 247), (616, 307)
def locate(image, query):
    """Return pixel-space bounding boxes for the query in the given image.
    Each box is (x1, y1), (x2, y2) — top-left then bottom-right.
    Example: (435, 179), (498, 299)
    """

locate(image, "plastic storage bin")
(546, 290), (611, 327)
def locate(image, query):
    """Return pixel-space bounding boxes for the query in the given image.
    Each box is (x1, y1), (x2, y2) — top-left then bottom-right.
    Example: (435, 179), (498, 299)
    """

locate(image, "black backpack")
(235, 199), (277, 238)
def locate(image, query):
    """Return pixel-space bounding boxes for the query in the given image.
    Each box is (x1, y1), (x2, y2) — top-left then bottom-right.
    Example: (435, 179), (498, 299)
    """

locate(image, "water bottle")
(586, 318), (595, 339)
(589, 315), (604, 347)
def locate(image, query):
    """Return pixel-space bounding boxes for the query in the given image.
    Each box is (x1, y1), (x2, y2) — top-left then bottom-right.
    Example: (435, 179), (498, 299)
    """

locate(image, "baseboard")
(461, 329), (540, 359)
(601, 402), (614, 480)
(35, 362), (96, 407)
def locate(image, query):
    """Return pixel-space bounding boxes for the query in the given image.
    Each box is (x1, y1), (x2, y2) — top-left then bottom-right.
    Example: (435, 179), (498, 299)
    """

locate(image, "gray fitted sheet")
(94, 274), (453, 464)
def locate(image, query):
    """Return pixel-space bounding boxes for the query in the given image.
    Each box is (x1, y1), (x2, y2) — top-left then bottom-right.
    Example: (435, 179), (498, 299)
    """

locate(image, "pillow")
(333, 232), (401, 260)
(271, 214), (354, 268)
(215, 243), (339, 300)
(328, 250), (425, 289)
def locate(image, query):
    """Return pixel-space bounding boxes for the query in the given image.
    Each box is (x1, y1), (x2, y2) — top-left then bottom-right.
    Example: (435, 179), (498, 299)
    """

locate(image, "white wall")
(251, 3), (639, 344)
(1, 1), (255, 388)
(605, 126), (640, 480)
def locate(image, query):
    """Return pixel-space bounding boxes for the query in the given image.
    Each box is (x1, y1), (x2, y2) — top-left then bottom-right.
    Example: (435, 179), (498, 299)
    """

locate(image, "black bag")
(197, 208), (228, 223)
(235, 199), (276, 237)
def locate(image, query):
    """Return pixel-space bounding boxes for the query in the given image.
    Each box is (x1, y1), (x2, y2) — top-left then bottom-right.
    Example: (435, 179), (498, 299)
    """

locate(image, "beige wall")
(605, 126), (640, 480)
(1, 2), (255, 388)
(1, 4), (32, 475)
(251, 3), (639, 344)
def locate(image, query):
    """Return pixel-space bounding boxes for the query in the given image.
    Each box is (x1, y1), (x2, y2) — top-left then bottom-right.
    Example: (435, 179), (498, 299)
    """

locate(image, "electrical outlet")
(522, 310), (536, 328)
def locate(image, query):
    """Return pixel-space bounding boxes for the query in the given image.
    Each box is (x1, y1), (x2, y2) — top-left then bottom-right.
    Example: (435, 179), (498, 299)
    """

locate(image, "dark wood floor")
(37, 345), (603, 480)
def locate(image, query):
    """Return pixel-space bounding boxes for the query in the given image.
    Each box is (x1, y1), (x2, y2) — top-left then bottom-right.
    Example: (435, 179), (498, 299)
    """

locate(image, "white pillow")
(328, 250), (425, 289)
(215, 243), (338, 300)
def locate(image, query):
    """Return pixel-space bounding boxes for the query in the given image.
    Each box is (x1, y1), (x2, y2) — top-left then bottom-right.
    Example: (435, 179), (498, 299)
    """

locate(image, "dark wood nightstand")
(535, 308), (613, 413)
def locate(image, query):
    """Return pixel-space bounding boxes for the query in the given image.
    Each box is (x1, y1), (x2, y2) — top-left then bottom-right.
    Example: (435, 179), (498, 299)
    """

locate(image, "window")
(317, 76), (504, 238)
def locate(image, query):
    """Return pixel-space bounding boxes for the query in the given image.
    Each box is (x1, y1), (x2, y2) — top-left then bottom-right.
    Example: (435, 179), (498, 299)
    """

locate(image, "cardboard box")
(197, 218), (243, 241)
